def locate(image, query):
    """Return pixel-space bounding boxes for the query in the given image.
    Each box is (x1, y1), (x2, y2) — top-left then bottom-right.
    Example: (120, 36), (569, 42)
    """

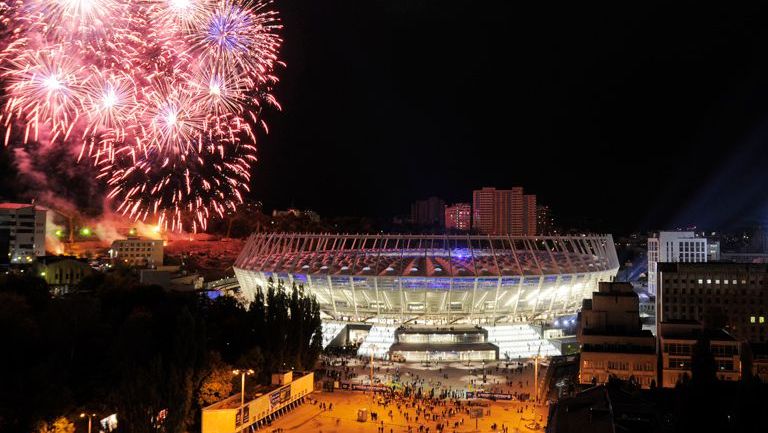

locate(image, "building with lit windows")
(109, 237), (164, 266)
(536, 205), (555, 235)
(657, 262), (768, 344)
(578, 282), (657, 389)
(0, 203), (47, 263)
(647, 231), (709, 296)
(445, 203), (471, 231)
(235, 233), (619, 360)
(659, 320), (741, 387)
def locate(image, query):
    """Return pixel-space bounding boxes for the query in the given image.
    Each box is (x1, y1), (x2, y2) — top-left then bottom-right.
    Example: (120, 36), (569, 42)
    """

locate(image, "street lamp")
(80, 412), (96, 433)
(232, 369), (255, 408)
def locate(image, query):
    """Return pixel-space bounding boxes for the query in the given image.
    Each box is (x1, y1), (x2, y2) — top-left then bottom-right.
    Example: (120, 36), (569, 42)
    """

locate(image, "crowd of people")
(311, 354), (547, 432)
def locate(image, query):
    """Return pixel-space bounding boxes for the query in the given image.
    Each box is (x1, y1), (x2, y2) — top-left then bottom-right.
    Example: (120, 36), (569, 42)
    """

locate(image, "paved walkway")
(264, 391), (548, 433)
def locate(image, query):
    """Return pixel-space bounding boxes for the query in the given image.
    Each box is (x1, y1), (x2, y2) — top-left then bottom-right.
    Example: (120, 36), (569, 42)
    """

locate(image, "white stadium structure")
(234, 233), (619, 360)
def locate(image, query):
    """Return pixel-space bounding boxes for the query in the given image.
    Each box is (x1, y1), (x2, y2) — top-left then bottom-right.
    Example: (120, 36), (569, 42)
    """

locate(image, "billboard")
(269, 386), (291, 409)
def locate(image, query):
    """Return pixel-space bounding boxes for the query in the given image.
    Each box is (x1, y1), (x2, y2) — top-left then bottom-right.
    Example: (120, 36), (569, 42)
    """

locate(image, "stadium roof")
(235, 233), (619, 278)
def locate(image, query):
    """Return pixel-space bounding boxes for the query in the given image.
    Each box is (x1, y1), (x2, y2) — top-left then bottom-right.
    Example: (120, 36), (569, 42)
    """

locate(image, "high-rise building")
(657, 262), (768, 344)
(471, 187), (536, 235)
(647, 231), (709, 296)
(0, 203), (47, 263)
(578, 282), (657, 388)
(444, 203), (471, 231)
(536, 205), (555, 235)
(523, 194), (536, 236)
(410, 197), (445, 226)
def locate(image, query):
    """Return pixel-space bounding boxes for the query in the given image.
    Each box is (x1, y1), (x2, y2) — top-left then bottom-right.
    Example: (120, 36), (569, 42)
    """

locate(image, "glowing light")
(44, 76), (63, 91)
(102, 89), (118, 109)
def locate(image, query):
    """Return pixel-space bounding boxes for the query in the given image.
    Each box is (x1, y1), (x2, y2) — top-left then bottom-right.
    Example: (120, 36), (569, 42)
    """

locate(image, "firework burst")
(0, 0), (282, 232)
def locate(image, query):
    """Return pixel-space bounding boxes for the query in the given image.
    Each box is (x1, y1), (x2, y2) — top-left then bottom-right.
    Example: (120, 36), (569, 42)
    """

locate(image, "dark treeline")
(0, 270), (321, 433)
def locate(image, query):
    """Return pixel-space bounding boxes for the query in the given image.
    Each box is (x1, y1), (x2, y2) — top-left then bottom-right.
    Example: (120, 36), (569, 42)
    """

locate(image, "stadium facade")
(234, 233), (619, 323)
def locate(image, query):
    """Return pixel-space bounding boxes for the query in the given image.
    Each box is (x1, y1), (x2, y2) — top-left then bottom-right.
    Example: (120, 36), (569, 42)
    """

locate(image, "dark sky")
(254, 2), (768, 232)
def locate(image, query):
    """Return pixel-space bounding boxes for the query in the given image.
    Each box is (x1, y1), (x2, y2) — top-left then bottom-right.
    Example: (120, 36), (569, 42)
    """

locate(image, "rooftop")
(235, 233), (619, 277)
(548, 383), (660, 433)
(658, 262), (768, 273)
(0, 203), (47, 211)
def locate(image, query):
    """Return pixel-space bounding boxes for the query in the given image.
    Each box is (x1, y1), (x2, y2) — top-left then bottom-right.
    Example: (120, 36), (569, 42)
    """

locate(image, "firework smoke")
(0, 0), (282, 232)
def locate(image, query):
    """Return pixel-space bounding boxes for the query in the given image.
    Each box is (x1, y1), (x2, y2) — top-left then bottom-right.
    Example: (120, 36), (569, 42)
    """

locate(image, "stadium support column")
(373, 277), (381, 316)
(470, 278), (479, 323)
(349, 276), (359, 322)
(494, 277), (502, 324)
(399, 278), (405, 323)
(512, 277), (524, 318)
(530, 276), (545, 319)
(323, 275), (338, 318)
(547, 275), (562, 318)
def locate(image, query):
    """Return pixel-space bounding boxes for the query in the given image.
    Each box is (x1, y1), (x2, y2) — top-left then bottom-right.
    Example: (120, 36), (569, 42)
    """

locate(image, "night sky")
(250, 1), (768, 233)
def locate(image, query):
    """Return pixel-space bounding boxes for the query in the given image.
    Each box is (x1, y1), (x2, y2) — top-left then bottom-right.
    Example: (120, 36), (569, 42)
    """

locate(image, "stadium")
(234, 233), (619, 361)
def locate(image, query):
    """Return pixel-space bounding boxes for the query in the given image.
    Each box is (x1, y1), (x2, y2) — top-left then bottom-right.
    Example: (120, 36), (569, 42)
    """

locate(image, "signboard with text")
(269, 386), (291, 409)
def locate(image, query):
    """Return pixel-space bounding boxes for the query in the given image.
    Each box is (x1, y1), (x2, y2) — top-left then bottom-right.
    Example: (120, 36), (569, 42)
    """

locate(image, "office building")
(657, 262), (768, 343)
(472, 187), (536, 235)
(578, 282), (657, 388)
(647, 231), (709, 296)
(708, 240), (721, 261)
(410, 196), (445, 226)
(444, 203), (471, 231)
(659, 320), (741, 387)
(109, 237), (164, 266)
(0, 203), (47, 263)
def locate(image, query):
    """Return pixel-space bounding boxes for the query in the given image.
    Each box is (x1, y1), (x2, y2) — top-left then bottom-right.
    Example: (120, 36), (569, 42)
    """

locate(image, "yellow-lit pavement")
(264, 391), (548, 433)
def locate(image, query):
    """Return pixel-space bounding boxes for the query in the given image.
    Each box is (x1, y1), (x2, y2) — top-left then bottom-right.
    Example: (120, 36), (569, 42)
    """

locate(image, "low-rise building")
(35, 256), (93, 295)
(659, 320), (741, 388)
(578, 282), (657, 389)
(109, 237), (164, 266)
(202, 371), (313, 433)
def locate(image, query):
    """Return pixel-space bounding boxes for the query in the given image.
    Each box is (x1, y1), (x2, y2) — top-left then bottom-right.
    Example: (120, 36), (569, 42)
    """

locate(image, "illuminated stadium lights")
(234, 233), (619, 323)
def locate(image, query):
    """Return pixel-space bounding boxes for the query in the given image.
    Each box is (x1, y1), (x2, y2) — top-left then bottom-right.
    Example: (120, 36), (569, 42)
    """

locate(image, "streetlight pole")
(80, 412), (95, 433)
(233, 369), (255, 409)
(369, 344), (376, 400)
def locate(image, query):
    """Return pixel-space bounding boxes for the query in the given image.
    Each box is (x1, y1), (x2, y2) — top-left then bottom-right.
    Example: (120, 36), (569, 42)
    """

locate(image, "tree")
(36, 417), (75, 433)
(198, 353), (234, 407)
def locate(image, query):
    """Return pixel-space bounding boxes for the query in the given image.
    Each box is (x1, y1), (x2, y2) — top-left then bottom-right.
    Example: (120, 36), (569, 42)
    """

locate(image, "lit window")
(707, 279), (712, 284)
(698, 279), (703, 284)
(751, 316), (756, 323)
(761, 317), (766, 324)
(724, 280), (729, 285)
(732, 280), (737, 284)
(715, 280), (720, 284)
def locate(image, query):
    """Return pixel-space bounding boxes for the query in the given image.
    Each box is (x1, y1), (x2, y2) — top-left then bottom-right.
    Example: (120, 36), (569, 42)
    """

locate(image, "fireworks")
(0, 0), (282, 231)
